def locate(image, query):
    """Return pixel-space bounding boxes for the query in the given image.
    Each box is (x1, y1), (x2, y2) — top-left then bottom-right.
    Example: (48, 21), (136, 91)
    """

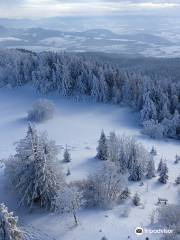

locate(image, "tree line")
(0, 49), (180, 139)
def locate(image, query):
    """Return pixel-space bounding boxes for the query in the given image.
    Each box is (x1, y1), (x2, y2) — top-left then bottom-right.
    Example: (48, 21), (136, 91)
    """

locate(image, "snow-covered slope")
(0, 86), (180, 240)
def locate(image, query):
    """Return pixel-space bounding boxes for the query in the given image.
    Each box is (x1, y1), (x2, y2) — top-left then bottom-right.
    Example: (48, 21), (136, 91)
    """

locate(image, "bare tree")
(55, 185), (84, 225)
(84, 161), (127, 209)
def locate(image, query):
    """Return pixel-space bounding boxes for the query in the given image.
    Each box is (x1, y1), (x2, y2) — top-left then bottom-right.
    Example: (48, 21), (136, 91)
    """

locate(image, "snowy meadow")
(0, 49), (180, 240)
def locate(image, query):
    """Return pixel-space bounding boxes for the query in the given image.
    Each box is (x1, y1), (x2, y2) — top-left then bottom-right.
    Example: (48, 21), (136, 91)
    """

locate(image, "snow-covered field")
(0, 86), (180, 240)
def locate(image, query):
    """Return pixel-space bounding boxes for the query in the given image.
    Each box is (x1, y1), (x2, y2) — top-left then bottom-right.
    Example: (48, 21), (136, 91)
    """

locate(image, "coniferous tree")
(97, 130), (108, 161)
(108, 131), (119, 162)
(0, 203), (22, 240)
(63, 145), (71, 163)
(159, 101), (171, 121)
(108, 133), (127, 174)
(129, 164), (144, 182)
(150, 146), (157, 156)
(128, 141), (147, 182)
(120, 187), (131, 201)
(174, 154), (180, 164)
(5, 124), (65, 210)
(66, 168), (71, 176)
(146, 158), (156, 179)
(101, 237), (108, 240)
(61, 63), (72, 97)
(133, 193), (141, 206)
(168, 110), (180, 138)
(159, 163), (168, 184)
(157, 159), (164, 172)
(140, 91), (157, 122)
(175, 175), (180, 185)
(1, 49), (180, 140)
(107, 134), (150, 179)
(143, 120), (165, 139)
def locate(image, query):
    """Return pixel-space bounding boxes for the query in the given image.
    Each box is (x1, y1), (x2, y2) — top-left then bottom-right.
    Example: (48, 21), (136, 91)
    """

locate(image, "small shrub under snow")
(27, 99), (55, 123)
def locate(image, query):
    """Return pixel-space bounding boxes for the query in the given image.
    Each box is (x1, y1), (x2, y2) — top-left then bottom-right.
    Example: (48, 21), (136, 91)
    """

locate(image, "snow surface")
(0, 86), (180, 240)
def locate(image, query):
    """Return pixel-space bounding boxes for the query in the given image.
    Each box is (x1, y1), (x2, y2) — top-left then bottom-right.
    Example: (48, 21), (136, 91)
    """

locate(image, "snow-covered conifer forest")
(0, 48), (180, 240)
(1, 49), (180, 139)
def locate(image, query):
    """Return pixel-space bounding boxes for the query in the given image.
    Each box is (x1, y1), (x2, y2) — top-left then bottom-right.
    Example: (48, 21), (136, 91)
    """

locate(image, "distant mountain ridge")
(0, 25), (179, 57)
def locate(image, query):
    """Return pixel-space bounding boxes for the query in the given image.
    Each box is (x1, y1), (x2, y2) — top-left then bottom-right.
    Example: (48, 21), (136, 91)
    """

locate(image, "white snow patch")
(0, 86), (180, 240)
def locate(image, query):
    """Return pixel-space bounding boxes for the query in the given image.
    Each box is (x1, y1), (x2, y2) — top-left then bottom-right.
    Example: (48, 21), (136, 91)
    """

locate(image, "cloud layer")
(0, 0), (179, 18)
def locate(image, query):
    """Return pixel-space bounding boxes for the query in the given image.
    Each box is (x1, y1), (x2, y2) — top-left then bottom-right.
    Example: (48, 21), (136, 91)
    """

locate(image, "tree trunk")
(73, 212), (78, 225)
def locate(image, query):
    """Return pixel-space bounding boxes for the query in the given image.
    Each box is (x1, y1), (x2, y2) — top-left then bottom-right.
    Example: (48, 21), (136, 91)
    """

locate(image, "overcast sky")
(0, 0), (180, 19)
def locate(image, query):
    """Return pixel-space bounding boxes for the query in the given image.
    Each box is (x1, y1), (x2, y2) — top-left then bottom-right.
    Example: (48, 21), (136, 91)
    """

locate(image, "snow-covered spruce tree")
(84, 161), (127, 209)
(175, 155), (180, 164)
(106, 134), (150, 180)
(96, 130), (108, 161)
(116, 136), (126, 172)
(142, 120), (165, 139)
(128, 140), (149, 182)
(159, 163), (168, 184)
(5, 124), (65, 210)
(61, 63), (73, 97)
(91, 70), (108, 102)
(0, 49), (36, 87)
(129, 164), (144, 182)
(2, 49), (180, 140)
(101, 237), (108, 240)
(27, 99), (55, 123)
(127, 139), (143, 177)
(157, 159), (164, 172)
(150, 146), (157, 156)
(140, 91), (157, 122)
(166, 110), (180, 139)
(159, 101), (171, 121)
(146, 157), (156, 179)
(0, 203), (22, 240)
(108, 133), (128, 174)
(55, 185), (84, 225)
(66, 168), (71, 176)
(132, 193), (141, 206)
(63, 146), (71, 163)
(175, 175), (180, 185)
(120, 187), (131, 201)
